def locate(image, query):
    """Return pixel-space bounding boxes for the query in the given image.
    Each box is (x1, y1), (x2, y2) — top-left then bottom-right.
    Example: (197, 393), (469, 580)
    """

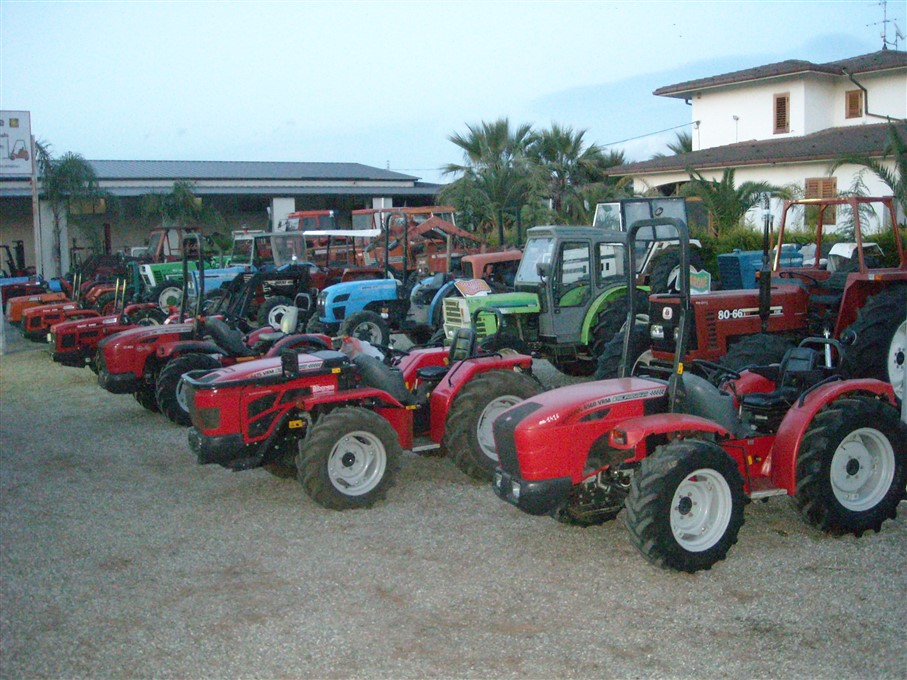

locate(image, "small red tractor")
(492, 218), (906, 572)
(183, 330), (542, 509)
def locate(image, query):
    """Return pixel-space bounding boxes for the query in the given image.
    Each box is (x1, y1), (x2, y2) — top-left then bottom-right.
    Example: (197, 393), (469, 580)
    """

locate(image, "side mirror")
(536, 260), (551, 279)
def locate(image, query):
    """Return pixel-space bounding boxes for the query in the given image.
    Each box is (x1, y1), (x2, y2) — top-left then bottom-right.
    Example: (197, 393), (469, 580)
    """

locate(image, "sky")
(0, 0), (903, 184)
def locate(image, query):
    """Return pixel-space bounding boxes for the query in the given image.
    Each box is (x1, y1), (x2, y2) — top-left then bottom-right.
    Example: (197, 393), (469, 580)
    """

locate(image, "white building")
(612, 50), (907, 230)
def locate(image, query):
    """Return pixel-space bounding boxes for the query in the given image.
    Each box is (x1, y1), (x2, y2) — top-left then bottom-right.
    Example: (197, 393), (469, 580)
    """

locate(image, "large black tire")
(624, 439), (746, 573)
(647, 247), (704, 295)
(305, 315), (329, 334)
(595, 322), (651, 380)
(94, 291), (119, 315)
(133, 379), (160, 413)
(588, 288), (650, 362)
(129, 307), (167, 326)
(155, 354), (222, 426)
(793, 396), (906, 536)
(340, 310), (390, 347)
(256, 295), (296, 330)
(147, 281), (184, 313)
(443, 370), (542, 481)
(720, 333), (796, 371)
(840, 288), (907, 384)
(297, 407), (401, 510)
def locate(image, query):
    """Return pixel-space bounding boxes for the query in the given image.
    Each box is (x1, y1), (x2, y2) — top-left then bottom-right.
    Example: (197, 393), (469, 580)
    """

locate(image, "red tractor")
(604, 196), (906, 384)
(492, 219), (906, 572)
(183, 330), (542, 509)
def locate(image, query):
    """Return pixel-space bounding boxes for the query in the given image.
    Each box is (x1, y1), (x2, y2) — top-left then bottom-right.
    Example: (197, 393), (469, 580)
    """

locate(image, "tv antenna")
(869, 0), (904, 50)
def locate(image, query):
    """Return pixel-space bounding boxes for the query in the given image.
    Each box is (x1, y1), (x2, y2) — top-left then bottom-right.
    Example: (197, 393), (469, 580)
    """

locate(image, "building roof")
(655, 50), (907, 98)
(86, 159), (419, 182)
(608, 122), (906, 176)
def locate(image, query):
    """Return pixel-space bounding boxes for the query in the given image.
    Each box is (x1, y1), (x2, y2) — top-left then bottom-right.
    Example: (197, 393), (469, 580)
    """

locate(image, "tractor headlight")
(511, 480), (521, 501)
(493, 471), (503, 488)
(650, 324), (664, 340)
(195, 406), (221, 431)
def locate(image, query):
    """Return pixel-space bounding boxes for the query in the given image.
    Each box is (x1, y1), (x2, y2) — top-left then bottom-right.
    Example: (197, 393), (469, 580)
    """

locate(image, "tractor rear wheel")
(156, 354), (222, 426)
(595, 322), (652, 380)
(840, 288), (907, 384)
(297, 407), (400, 510)
(624, 439), (746, 572)
(148, 282), (184, 313)
(443, 370), (542, 481)
(340, 310), (390, 347)
(94, 292), (119, 315)
(589, 288), (650, 363)
(794, 396), (906, 536)
(648, 248), (704, 295)
(720, 333), (795, 371)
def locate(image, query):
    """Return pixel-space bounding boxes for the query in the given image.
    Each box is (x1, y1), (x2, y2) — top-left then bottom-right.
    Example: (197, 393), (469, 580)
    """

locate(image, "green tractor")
(442, 198), (700, 376)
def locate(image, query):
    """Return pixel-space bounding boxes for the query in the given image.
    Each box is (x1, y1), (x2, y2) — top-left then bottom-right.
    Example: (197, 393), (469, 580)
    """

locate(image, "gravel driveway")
(1, 334), (905, 679)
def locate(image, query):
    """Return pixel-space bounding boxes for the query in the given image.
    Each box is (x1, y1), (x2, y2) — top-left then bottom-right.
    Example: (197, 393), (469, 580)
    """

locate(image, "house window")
(773, 93), (790, 134)
(845, 89), (863, 119)
(805, 177), (837, 223)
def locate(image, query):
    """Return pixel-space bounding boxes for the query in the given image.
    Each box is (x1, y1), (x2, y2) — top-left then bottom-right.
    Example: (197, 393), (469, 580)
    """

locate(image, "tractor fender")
(428, 353), (534, 442)
(156, 340), (224, 360)
(770, 378), (897, 493)
(297, 387), (414, 450)
(608, 413), (732, 461)
(579, 286), (629, 344)
(266, 333), (330, 356)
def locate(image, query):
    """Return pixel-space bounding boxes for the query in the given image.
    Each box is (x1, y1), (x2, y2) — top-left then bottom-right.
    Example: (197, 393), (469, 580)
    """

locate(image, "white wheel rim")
(267, 305), (291, 330)
(175, 377), (190, 414)
(670, 468), (733, 552)
(829, 427), (895, 511)
(159, 286), (182, 311)
(353, 321), (382, 344)
(327, 430), (387, 496)
(887, 319), (906, 385)
(476, 395), (523, 461)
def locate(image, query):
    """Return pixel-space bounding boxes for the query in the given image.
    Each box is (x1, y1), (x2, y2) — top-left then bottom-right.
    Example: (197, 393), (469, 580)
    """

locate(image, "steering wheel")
(372, 342), (410, 366)
(777, 270), (820, 286)
(691, 359), (741, 387)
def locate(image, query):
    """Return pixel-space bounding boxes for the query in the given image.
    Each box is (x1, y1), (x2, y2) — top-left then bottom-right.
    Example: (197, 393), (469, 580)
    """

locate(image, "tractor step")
(749, 478), (787, 500)
(411, 442), (441, 455)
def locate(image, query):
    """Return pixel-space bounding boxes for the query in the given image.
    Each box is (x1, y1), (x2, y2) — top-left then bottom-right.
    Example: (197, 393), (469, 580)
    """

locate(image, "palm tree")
(440, 118), (536, 243)
(830, 122), (906, 222)
(651, 130), (693, 160)
(35, 142), (102, 277)
(529, 124), (625, 223)
(139, 180), (205, 227)
(681, 168), (781, 235)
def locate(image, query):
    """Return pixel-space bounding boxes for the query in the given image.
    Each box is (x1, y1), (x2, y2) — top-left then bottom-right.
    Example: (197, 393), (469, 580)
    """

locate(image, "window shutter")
(774, 93), (790, 134)
(845, 90), (863, 119)
(805, 177), (838, 222)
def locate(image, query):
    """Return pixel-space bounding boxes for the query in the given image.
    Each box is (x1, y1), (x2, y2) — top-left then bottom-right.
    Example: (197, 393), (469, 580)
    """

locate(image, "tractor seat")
(353, 353), (414, 405)
(204, 317), (257, 357)
(740, 346), (822, 410)
(415, 328), (477, 382)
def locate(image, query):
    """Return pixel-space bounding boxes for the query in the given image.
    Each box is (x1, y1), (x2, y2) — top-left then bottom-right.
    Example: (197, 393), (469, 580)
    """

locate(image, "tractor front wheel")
(133, 379), (160, 413)
(156, 354), (222, 426)
(443, 370), (542, 481)
(257, 295), (297, 330)
(794, 396), (906, 536)
(340, 310), (390, 347)
(297, 407), (401, 510)
(148, 282), (184, 313)
(624, 439), (745, 572)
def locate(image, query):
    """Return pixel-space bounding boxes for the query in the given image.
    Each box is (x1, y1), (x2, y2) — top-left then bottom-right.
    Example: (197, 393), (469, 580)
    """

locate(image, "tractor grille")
(492, 400), (542, 476)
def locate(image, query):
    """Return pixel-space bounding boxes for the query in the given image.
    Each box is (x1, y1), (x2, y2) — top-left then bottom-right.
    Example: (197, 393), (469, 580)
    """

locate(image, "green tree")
(651, 130), (693, 159)
(35, 142), (103, 277)
(829, 122), (907, 223)
(139, 180), (206, 227)
(529, 124), (627, 223)
(681, 168), (781, 235)
(439, 118), (536, 243)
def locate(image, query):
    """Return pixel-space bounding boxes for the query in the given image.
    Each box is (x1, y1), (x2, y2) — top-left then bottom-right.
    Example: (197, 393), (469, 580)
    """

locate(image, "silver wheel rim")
(175, 377), (190, 414)
(670, 468), (733, 552)
(352, 321), (383, 345)
(327, 430), (387, 496)
(887, 319), (906, 385)
(267, 304), (291, 330)
(158, 286), (183, 312)
(476, 394), (523, 462)
(830, 427), (895, 511)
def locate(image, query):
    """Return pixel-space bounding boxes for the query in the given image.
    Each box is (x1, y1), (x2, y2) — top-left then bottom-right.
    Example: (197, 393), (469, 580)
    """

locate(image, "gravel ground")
(1, 328), (906, 680)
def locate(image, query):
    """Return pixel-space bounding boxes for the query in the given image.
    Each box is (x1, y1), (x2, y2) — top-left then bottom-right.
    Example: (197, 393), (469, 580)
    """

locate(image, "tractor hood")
(189, 350), (349, 388)
(321, 278), (399, 300)
(51, 313), (121, 334)
(97, 322), (194, 348)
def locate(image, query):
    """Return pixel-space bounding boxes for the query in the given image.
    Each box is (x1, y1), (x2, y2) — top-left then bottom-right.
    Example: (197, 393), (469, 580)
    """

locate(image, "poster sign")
(0, 110), (33, 177)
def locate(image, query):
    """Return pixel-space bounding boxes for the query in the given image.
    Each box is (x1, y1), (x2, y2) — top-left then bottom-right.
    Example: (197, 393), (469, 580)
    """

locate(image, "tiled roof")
(608, 122), (906, 176)
(655, 50), (907, 98)
(86, 160), (419, 182)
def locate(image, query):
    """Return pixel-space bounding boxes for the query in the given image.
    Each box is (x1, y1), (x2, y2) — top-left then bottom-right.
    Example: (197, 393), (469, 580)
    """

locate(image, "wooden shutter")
(805, 177), (838, 222)
(774, 93), (790, 134)
(845, 90), (863, 119)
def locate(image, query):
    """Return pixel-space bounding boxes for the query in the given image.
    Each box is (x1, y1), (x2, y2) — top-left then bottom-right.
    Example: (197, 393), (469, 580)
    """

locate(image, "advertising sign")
(0, 110), (33, 177)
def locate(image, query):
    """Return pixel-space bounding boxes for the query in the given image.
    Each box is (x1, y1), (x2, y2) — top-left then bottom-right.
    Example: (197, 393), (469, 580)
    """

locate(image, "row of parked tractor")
(3, 196), (906, 573)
